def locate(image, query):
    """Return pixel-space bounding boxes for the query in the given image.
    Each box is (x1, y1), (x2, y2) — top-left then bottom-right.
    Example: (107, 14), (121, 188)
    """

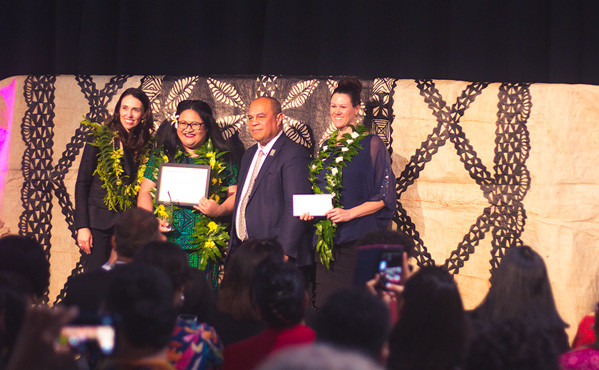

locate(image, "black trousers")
(82, 227), (113, 272)
(314, 240), (358, 309)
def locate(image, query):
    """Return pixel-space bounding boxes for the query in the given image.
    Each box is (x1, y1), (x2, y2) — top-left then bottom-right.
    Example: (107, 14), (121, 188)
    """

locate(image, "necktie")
(237, 149), (264, 241)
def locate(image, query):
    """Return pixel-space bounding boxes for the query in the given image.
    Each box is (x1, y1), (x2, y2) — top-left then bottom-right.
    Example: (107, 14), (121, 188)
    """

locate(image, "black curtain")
(2, 0), (599, 84)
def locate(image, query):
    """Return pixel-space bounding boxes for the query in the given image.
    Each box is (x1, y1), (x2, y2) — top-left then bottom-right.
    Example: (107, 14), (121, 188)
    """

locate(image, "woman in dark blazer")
(75, 88), (154, 272)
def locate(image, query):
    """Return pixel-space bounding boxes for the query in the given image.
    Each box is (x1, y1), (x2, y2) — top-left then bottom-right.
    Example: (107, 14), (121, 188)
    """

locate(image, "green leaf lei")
(308, 125), (369, 269)
(83, 119), (153, 213)
(150, 138), (230, 271)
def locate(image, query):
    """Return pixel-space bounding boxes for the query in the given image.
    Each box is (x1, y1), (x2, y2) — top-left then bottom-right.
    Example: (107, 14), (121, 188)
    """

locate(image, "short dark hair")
(0, 235), (50, 298)
(315, 288), (390, 360)
(332, 77), (362, 107)
(114, 207), (160, 258)
(133, 241), (191, 290)
(387, 266), (468, 370)
(252, 262), (305, 328)
(104, 263), (176, 351)
(465, 319), (559, 370)
(219, 239), (285, 320)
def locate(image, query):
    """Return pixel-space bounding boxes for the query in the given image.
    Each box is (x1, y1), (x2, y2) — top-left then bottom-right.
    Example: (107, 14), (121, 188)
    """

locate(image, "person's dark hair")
(0, 235), (50, 298)
(472, 246), (567, 332)
(252, 261), (305, 328)
(218, 239), (285, 320)
(315, 288), (390, 360)
(133, 241), (191, 291)
(104, 263), (176, 352)
(332, 77), (362, 107)
(258, 343), (384, 370)
(465, 319), (559, 370)
(0, 273), (28, 367)
(387, 265), (468, 370)
(114, 207), (160, 258)
(157, 99), (243, 164)
(357, 230), (416, 258)
(106, 88), (154, 163)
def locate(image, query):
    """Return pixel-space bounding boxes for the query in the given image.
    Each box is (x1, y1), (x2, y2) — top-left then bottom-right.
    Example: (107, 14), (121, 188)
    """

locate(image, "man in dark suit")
(62, 207), (162, 312)
(229, 97), (313, 266)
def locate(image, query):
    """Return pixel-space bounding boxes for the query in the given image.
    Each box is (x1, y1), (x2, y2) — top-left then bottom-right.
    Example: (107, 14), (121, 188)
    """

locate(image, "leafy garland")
(150, 138), (230, 270)
(308, 125), (369, 269)
(83, 119), (153, 213)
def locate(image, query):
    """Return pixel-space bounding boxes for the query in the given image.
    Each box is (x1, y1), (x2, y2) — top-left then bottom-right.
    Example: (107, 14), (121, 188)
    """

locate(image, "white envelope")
(292, 194), (333, 217)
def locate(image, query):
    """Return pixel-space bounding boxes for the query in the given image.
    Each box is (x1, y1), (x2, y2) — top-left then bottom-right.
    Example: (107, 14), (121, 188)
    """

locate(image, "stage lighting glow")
(0, 78), (17, 214)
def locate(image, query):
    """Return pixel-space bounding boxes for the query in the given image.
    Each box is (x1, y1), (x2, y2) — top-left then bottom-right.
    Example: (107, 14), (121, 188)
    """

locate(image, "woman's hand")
(158, 218), (172, 233)
(299, 213), (314, 221)
(325, 207), (354, 223)
(194, 197), (223, 217)
(76, 228), (93, 254)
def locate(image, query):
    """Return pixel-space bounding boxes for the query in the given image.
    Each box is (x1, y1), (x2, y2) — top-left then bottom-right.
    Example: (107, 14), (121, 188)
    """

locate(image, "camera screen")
(60, 324), (115, 355)
(379, 251), (403, 284)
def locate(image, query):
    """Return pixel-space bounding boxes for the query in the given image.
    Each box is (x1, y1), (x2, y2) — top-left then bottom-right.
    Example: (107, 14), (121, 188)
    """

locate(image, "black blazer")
(229, 133), (313, 266)
(74, 137), (136, 231)
(62, 267), (115, 312)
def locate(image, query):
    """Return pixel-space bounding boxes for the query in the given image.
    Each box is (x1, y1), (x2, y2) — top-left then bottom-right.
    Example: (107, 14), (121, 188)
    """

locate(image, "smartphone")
(378, 251), (404, 287)
(59, 314), (115, 356)
(352, 243), (406, 287)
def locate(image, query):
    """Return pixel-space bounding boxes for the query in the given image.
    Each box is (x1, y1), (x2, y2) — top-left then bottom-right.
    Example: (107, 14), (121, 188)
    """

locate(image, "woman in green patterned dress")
(138, 100), (242, 288)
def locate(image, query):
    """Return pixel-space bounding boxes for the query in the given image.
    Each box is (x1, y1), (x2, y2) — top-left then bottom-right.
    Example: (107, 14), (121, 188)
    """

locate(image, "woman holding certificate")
(75, 88), (155, 272)
(138, 100), (241, 288)
(301, 77), (396, 307)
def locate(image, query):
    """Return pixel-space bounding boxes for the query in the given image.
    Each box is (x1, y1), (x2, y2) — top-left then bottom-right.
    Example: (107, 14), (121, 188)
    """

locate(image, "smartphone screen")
(379, 251), (403, 284)
(59, 315), (115, 356)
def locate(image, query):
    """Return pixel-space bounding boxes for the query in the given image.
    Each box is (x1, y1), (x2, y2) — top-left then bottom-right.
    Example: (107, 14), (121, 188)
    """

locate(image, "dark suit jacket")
(62, 267), (117, 312)
(229, 133), (313, 266)
(74, 137), (136, 230)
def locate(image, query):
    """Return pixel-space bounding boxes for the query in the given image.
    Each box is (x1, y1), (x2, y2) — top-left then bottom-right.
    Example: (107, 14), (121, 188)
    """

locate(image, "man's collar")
(258, 130), (283, 154)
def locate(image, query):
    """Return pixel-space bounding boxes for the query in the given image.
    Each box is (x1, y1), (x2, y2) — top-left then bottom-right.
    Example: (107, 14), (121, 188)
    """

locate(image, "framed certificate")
(156, 163), (211, 207)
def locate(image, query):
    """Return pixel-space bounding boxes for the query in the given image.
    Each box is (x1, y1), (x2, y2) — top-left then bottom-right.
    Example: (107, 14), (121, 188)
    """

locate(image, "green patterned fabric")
(144, 149), (238, 289)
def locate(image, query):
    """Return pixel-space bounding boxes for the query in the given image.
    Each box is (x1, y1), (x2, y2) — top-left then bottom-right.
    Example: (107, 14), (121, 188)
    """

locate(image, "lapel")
(248, 134), (286, 200)
(238, 144), (258, 188)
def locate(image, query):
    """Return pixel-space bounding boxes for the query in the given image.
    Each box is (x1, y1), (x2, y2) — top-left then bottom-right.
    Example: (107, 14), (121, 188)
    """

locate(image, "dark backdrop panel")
(2, 0), (599, 84)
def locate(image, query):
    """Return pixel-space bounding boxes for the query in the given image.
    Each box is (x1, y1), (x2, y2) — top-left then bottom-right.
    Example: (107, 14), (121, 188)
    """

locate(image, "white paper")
(293, 194), (333, 217)
(157, 164), (210, 206)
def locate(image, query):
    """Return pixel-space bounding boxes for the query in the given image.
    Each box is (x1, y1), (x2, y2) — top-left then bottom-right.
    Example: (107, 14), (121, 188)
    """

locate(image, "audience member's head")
(473, 245), (567, 332)
(134, 241), (191, 292)
(219, 238), (285, 320)
(252, 262), (305, 329)
(257, 343), (384, 370)
(103, 263), (176, 358)
(113, 207), (161, 259)
(0, 235), (50, 299)
(315, 288), (390, 363)
(134, 241), (215, 321)
(0, 273), (28, 367)
(465, 319), (559, 370)
(358, 229), (416, 257)
(387, 265), (468, 370)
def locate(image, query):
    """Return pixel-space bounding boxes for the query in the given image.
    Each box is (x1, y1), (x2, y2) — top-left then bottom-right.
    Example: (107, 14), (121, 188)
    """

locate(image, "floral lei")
(308, 124), (369, 269)
(83, 119), (153, 213)
(150, 138), (230, 271)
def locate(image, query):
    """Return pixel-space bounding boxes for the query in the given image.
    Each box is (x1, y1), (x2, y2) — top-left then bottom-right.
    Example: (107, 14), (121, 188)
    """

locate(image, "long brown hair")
(106, 87), (154, 162)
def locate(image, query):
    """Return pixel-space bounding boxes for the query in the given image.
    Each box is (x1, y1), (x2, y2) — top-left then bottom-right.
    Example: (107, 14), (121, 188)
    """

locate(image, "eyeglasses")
(177, 121), (204, 131)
